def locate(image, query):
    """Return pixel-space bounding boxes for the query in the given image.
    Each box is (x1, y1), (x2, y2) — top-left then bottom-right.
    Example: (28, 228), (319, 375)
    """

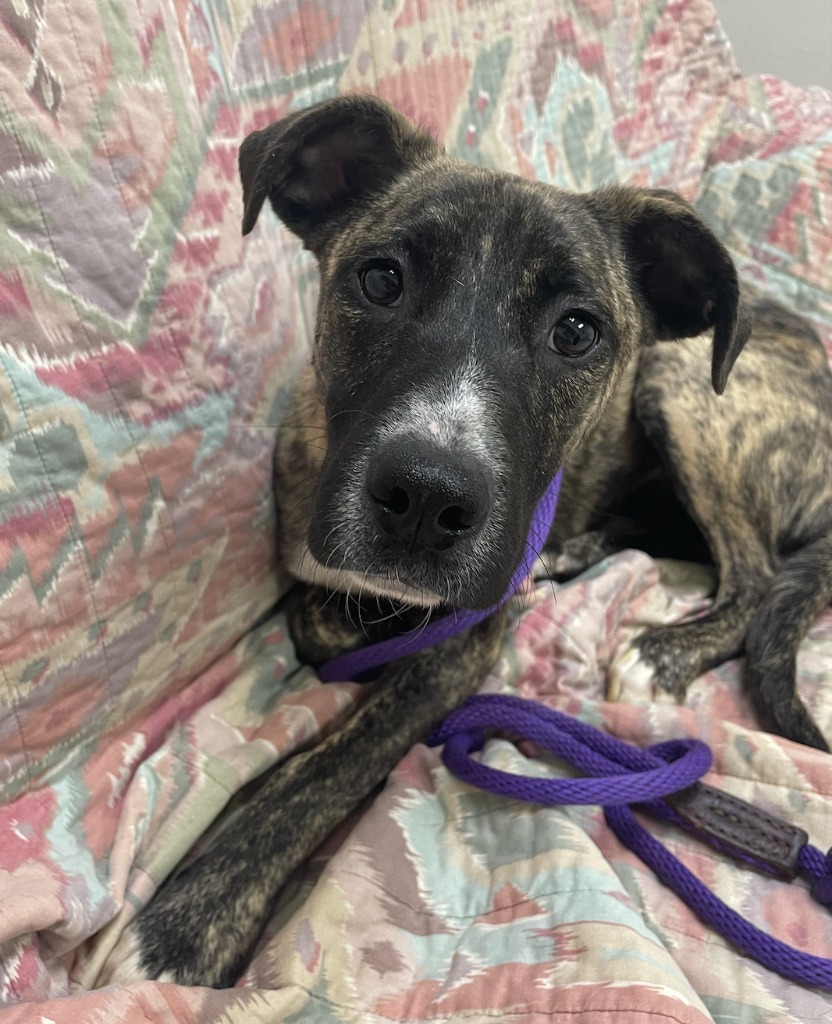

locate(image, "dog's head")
(240, 96), (750, 609)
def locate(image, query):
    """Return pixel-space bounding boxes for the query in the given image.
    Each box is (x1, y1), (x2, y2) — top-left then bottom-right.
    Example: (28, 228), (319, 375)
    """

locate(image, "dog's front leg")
(99, 609), (505, 989)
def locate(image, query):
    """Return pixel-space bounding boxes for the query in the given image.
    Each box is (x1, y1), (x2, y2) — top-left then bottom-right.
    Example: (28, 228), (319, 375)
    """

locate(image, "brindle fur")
(100, 96), (832, 989)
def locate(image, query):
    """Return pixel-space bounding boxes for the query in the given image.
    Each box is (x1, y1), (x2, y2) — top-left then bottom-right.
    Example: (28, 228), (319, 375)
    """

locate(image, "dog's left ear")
(238, 95), (440, 252)
(594, 187), (751, 394)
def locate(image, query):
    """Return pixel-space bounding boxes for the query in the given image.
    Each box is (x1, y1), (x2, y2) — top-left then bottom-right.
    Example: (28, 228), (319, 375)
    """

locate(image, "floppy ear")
(594, 187), (752, 394)
(238, 95), (440, 251)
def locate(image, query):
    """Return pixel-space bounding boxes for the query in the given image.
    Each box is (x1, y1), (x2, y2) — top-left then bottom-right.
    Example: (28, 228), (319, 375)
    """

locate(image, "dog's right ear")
(592, 187), (752, 394)
(239, 96), (440, 250)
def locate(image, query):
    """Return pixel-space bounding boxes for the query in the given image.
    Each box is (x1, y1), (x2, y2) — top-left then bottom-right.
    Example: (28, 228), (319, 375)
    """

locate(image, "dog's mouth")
(299, 534), (519, 610)
(341, 572), (445, 607)
(291, 549), (447, 608)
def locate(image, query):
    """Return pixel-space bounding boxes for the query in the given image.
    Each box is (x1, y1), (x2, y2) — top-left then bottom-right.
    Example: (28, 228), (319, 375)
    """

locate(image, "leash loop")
(431, 694), (832, 991)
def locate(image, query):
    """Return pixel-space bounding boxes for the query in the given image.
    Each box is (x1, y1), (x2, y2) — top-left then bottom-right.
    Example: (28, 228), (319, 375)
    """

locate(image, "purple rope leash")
(319, 468), (564, 681)
(431, 694), (832, 991)
(316, 465), (832, 989)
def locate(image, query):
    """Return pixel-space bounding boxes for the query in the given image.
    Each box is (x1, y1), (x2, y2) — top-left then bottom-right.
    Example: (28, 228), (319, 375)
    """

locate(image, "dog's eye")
(548, 311), (600, 357)
(359, 263), (403, 306)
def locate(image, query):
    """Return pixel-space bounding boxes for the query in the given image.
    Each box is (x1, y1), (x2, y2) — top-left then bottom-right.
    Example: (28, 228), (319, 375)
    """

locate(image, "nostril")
(437, 505), (475, 533)
(385, 486), (410, 517)
(370, 482), (411, 517)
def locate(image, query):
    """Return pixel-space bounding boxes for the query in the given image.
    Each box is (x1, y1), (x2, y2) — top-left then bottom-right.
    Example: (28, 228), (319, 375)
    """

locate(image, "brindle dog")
(101, 95), (832, 988)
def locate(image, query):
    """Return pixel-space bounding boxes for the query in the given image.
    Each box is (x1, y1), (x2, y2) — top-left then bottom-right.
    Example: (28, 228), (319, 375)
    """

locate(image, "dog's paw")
(634, 632), (699, 702)
(543, 531), (623, 582)
(531, 552), (558, 582)
(96, 921), (169, 987)
(608, 641), (690, 705)
(97, 862), (257, 989)
(97, 900), (216, 989)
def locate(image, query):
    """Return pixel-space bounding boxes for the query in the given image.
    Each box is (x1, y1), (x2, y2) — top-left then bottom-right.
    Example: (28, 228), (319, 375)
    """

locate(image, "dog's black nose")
(367, 440), (491, 552)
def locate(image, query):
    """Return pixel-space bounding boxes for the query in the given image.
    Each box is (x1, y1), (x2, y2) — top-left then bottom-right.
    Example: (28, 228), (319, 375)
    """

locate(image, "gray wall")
(715, 0), (832, 91)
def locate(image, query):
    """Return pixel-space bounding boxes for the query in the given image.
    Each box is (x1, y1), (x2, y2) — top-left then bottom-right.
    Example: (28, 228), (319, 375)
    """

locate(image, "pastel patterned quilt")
(1, 0), (831, 1020)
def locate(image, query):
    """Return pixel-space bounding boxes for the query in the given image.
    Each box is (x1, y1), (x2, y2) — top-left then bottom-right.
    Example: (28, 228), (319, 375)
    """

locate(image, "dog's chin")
(287, 543), (444, 608)
(288, 541), (514, 610)
(341, 570), (444, 607)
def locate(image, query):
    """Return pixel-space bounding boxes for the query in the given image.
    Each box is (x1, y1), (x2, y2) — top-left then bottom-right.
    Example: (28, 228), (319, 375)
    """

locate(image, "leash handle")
(604, 804), (832, 990)
(432, 694), (832, 991)
(319, 469), (564, 682)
